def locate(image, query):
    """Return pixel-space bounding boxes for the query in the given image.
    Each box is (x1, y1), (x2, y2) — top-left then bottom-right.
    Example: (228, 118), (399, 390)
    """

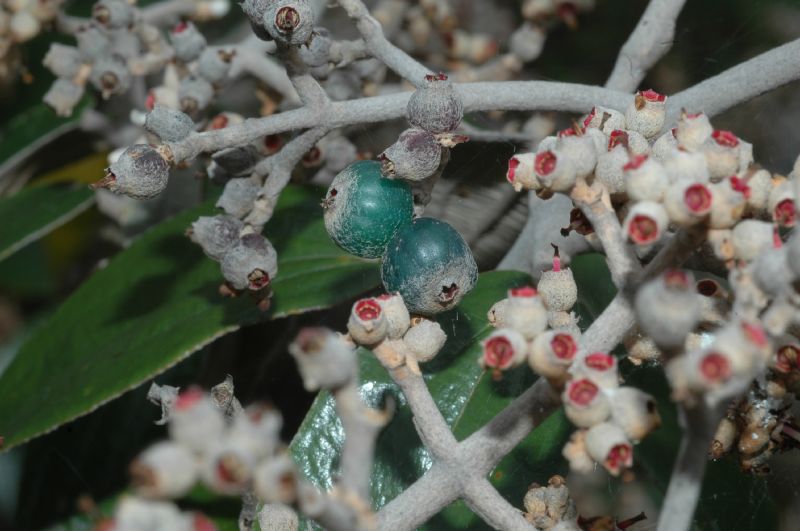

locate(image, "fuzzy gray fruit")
(241, 0), (275, 41)
(90, 54), (131, 98)
(407, 73), (463, 133)
(179, 77), (214, 115)
(43, 44), (83, 80)
(92, 0), (135, 29)
(380, 128), (442, 182)
(212, 145), (260, 176)
(170, 22), (207, 63)
(144, 105), (195, 142)
(104, 144), (170, 199)
(188, 215), (244, 261)
(263, 0), (315, 45)
(198, 49), (233, 85)
(220, 233), (278, 291)
(44, 79), (84, 117)
(216, 177), (261, 218)
(76, 25), (112, 61)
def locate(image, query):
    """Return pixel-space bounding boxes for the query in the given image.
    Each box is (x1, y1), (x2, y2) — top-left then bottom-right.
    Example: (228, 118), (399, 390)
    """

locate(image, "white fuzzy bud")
(622, 200), (668, 246)
(507, 153), (540, 192)
(609, 387), (660, 442)
(487, 298), (509, 328)
(220, 234), (278, 291)
(168, 388), (227, 454)
(377, 293), (411, 339)
(113, 496), (187, 530)
(403, 318), (447, 363)
(731, 220), (773, 262)
(229, 403), (283, 460)
(675, 111), (713, 151)
(745, 169), (772, 213)
(595, 144), (629, 195)
(506, 286), (548, 340)
(347, 297), (388, 345)
(538, 264), (577, 312)
(584, 422), (633, 476)
(563, 377), (611, 428)
(624, 155), (668, 202)
(651, 129), (679, 162)
(289, 327), (357, 391)
(625, 90), (666, 139)
(703, 130), (741, 180)
(528, 330), (578, 382)
(662, 148), (710, 184)
(635, 270), (700, 349)
(768, 179), (796, 227)
(570, 352), (619, 389)
(582, 106), (625, 135)
(533, 149), (577, 192)
(555, 132), (597, 178)
(480, 328), (528, 373)
(258, 503), (299, 531)
(509, 23), (546, 62)
(708, 178), (746, 229)
(253, 453), (298, 504)
(200, 437), (258, 495)
(130, 441), (198, 499)
(664, 179), (713, 226)
(562, 429), (594, 474)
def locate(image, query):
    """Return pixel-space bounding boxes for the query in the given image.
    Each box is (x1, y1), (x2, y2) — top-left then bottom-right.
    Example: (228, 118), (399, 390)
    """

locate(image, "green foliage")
(0, 185), (380, 451)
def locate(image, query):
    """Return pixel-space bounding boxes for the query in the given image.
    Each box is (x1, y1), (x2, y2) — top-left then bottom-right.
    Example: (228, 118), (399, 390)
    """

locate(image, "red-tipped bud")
(585, 422), (634, 475)
(480, 328), (527, 378)
(623, 201), (668, 245)
(528, 330), (578, 382)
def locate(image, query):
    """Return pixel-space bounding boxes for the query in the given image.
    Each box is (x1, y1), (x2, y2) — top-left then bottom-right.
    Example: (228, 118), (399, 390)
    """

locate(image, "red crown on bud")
(700, 352), (731, 383)
(510, 286), (538, 297)
(534, 151), (557, 176)
(585, 353), (614, 371)
(623, 154), (648, 171)
(583, 107), (596, 128)
(567, 378), (599, 405)
(740, 321), (767, 348)
(640, 89), (666, 102)
(628, 214), (659, 244)
(684, 183), (712, 214)
(145, 91), (156, 111)
(775, 199), (796, 227)
(175, 387), (204, 411)
(507, 157), (520, 183)
(173, 21), (189, 33)
(551, 334), (577, 361)
(355, 299), (381, 321)
(192, 513), (217, 531)
(711, 130), (739, 148)
(608, 130), (629, 150)
(606, 443), (633, 472)
(729, 176), (751, 198)
(664, 269), (690, 289)
(483, 336), (515, 370)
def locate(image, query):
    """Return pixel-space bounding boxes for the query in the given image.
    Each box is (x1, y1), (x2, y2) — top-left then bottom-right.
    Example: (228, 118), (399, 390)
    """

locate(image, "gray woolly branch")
(605, 0), (688, 92)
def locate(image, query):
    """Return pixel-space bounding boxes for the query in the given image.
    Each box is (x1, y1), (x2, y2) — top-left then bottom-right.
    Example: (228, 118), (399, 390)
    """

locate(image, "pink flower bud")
(623, 201), (668, 246)
(480, 328), (528, 378)
(563, 377), (611, 428)
(528, 331), (578, 382)
(347, 298), (388, 345)
(664, 180), (713, 226)
(585, 422), (634, 476)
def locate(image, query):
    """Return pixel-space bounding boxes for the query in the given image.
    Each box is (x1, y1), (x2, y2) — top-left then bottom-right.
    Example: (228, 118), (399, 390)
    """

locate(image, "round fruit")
(323, 160), (414, 259)
(381, 218), (478, 315)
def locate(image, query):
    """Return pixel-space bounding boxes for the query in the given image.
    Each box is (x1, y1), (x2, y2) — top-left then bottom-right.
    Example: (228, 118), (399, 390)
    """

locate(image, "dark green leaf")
(0, 97), (93, 175)
(0, 185), (380, 451)
(0, 183), (95, 262)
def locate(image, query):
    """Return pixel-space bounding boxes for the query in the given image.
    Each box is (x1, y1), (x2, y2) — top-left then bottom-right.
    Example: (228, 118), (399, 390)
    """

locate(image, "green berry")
(381, 218), (478, 315)
(323, 160), (414, 259)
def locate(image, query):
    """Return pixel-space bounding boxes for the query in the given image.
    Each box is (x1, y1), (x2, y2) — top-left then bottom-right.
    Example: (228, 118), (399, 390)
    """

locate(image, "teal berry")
(382, 217), (478, 315)
(323, 160), (414, 259)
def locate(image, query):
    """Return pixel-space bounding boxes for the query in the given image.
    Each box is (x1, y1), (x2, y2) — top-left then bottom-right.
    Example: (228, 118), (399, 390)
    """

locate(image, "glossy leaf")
(290, 263), (608, 530)
(0, 185), (380, 451)
(0, 183), (95, 262)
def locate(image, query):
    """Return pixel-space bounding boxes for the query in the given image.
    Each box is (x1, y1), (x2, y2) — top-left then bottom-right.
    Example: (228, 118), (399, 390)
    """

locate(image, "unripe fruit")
(220, 234), (278, 291)
(94, 144), (170, 200)
(407, 73), (463, 133)
(403, 318), (447, 363)
(623, 200), (668, 246)
(198, 49), (234, 85)
(584, 422), (633, 476)
(480, 328), (527, 377)
(188, 214), (244, 261)
(241, 0), (274, 41)
(213, 145), (260, 176)
(347, 297), (388, 345)
(92, 0), (134, 29)
(664, 180), (712, 226)
(258, 503), (299, 531)
(130, 441), (198, 499)
(571, 352), (619, 389)
(43, 43), (82, 80)
(506, 286), (548, 340)
(381, 218), (478, 315)
(170, 21), (207, 62)
(563, 377), (611, 428)
(90, 54), (131, 98)
(264, 0), (315, 45)
(323, 160), (414, 259)
(635, 270), (700, 350)
(609, 387), (660, 442)
(675, 111), (712, 151)
(76, 25), (112, 61)
(379, 128), (442, 182)
(253, 453), (298, 504)
(168, 388), (227, 453)
(624, 154), (668, 202)
(179, 77), (214, 115)
(624, 89), (666, 139)
(145, 105), (195, 142)
(537, 253), (577, 312)
(528, 331), (578, 382)
(216, 177), (260, 218)
(289, 327), (356, 391)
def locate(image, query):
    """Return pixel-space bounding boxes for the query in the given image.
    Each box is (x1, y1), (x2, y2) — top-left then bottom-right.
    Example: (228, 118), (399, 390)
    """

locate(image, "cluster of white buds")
(1, 0), (62, 86)
(344, 293), (447, 370)
(96, 495), (218, 531)
(41, 0), (230, 117)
